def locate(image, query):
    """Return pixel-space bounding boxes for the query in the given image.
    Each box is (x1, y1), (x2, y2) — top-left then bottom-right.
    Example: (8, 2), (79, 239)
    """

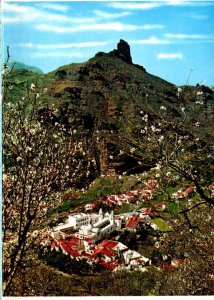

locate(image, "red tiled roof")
(59, 238), (80, 257)
(126, 192), (135, 197)
(162, 264), (175, 271)
(102, 248), (115, 257)
(99, 240), (118, 249)
(100, 260), (118, 271)
(126, 215), (138, 228)
(184, 186), (196, 194)
(108, 195), (118, 201)
(51, 241), (59, 249)
(141, 208), (153, 216)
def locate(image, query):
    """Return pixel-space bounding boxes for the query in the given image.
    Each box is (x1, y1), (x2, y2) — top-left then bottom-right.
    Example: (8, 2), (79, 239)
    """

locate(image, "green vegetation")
(151, 218), (172, 232)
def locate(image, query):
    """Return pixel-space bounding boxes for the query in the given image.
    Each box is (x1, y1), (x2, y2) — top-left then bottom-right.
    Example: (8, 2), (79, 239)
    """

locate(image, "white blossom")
(151, 125), (156, 132)
(3, 174), (7, 182)
(29, 128), (36, 135)
(195, 100), (204, 105)
(30, 83), (35, 91)
(155, 164), (161, 170)
(158, 136), (164, 142)
(160, 106), (166, 111)
(25, 146), (32, 152)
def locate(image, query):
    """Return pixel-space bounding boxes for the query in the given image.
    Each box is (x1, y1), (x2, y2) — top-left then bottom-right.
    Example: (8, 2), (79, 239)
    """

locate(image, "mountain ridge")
(5, 40), (214, 187)
(9, 61), (43, 74)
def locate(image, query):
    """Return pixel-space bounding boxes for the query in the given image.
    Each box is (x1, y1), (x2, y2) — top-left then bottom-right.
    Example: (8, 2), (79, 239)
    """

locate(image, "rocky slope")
(43, 40), (179, 178)
(6, 40), (214, 187)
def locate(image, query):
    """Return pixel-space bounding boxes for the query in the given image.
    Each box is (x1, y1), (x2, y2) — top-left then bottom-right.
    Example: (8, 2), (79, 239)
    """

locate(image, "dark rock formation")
(110, 39), (132, 64)
(116, 39), (132, 63)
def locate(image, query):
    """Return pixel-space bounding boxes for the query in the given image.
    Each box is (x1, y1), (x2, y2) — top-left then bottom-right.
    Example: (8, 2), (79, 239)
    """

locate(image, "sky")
(2, 0), (214, 86)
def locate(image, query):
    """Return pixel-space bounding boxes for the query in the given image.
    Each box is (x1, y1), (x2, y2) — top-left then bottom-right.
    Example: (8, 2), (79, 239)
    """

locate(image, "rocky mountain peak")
(116, 39), (132, 64)
(109, 39), (133, 64)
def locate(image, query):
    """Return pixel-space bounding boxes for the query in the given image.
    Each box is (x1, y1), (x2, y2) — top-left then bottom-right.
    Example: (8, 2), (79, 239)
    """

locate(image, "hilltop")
(5, 40), (214, 187)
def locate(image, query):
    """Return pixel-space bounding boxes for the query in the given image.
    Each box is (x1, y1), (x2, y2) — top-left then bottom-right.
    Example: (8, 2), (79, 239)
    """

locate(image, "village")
(49, 178), (198, 272)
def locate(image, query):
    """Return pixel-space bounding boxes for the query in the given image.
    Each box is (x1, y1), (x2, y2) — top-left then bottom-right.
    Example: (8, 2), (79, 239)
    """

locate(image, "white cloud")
(15, 42), (108, 49)
(93, 10), (131, 19)
(166, 0), (214, 6)
(38, 3), (70, 12)
(141, 24), (165, 30)
(4, 3), (70, 23)
(184, 13), (208, 20)
(157, 53), (183, 59)
(165, 33), (214, 39)
(4, 3), (31, 13)
(130, 36), (171, 45)
(108, 0), (213, 10)
(67, 17), (97, 24)
(107, 2), (161, 10)
(36, 22), (151, 33)
(32, 52), (84, 58)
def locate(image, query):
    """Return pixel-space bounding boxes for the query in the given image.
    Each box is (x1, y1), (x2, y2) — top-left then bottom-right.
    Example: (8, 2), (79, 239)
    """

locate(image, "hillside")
(5, 40), (214, 187)
(9, 61), (43, 74)
(45, 40), (213, 179)
(3, 39), (214, 296)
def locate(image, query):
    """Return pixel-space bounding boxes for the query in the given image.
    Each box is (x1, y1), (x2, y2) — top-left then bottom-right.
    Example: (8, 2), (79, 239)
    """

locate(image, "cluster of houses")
(50, 208), (154, 271)
(85, 182), (196, 215)
(49, 179), (201, 273)
(106, 180), (159, 206)
(51, 236), (150, 271)
(88, 179), (159, 208)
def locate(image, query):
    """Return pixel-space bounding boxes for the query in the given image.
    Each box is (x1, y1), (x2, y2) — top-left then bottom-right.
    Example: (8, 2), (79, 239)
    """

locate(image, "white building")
(68, 213), (92, 229)
(75, 209), (115, 241)
(50, 212), (99, 239)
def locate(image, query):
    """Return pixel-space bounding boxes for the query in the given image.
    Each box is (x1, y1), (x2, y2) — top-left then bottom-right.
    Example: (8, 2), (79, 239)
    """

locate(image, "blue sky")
(3, 0), (214, 85)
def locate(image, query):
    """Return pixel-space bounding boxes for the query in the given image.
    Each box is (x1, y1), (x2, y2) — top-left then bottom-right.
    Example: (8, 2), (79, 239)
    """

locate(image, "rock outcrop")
(113, 39), (133, 63)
